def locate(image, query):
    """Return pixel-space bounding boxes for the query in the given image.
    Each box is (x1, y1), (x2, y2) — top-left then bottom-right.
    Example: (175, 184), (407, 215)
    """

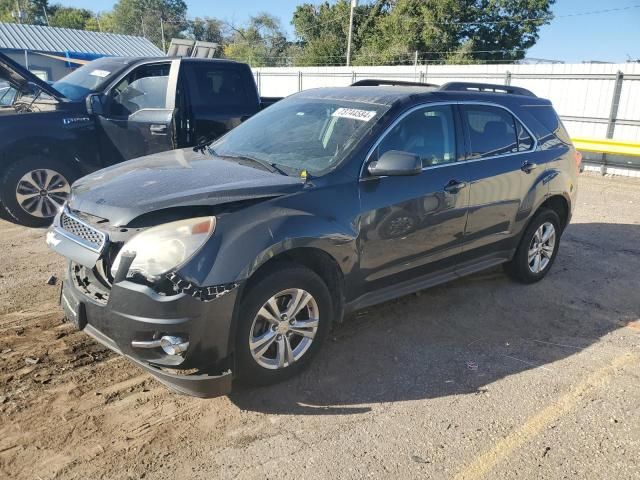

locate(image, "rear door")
(179, 61), (259, 146)
(459, 103), (538, 259)
(96, 60), (179, 164)
(358, 104), (469, 293)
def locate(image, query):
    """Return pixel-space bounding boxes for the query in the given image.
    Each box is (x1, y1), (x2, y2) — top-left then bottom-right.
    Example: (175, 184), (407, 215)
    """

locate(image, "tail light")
(574, 150), (582, 168)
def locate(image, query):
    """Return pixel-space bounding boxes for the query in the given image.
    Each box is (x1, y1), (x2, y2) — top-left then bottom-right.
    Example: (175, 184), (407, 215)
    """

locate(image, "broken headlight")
(110, 216), (216, 281)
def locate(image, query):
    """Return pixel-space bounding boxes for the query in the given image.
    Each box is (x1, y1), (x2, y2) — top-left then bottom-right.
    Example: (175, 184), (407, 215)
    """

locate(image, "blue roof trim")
(0, 22), (163, 57)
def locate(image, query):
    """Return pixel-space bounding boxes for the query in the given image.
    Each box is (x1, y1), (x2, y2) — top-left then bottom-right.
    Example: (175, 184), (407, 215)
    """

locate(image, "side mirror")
(85, 93), (104, 115)
(367, 150), (422, 177)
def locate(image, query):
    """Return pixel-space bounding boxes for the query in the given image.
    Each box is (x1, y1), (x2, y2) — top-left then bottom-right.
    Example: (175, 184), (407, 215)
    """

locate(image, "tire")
(0, 156), (77, 227)
(235, 264), (332, 386)
(504, 208), (561, 284)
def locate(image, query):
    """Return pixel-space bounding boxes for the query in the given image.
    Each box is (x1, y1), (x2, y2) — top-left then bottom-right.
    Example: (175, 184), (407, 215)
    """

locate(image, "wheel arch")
(537, 194), (570, 231)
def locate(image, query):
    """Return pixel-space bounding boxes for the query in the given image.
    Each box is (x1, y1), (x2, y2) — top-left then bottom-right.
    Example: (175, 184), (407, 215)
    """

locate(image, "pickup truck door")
(179, 61), (259, 146)
(96, 59), (179, 164)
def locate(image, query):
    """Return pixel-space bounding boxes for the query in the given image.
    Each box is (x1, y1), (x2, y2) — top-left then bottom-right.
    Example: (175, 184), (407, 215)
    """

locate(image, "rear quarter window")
(526, 105), (572, 144)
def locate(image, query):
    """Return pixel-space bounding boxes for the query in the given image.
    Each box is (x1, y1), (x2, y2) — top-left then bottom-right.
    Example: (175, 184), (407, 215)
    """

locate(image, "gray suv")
(47, 81), (580, 397)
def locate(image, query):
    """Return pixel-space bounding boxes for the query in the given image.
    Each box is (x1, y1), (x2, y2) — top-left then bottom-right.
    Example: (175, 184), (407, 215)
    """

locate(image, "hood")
(0, 51), (66, 100)
(70, 148), (305, 226)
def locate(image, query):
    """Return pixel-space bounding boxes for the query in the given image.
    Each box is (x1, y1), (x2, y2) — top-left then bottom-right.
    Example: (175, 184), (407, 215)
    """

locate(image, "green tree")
(48, 6), (93, 30)
(84, 12), (116, 33)
(291, 1), (388, 66)
(224, 13), (290, 66)
(0, 0), (49, 25)
(189, 17), (223, 45)
(112, 0), (187, 51)
(293, 0), (554, 66)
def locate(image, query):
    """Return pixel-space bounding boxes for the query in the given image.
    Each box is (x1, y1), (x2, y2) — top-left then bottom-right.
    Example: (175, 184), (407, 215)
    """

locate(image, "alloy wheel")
(249, 288), (319, 370)
(15, 168), (70, 218)
(528, 221), (556, 274)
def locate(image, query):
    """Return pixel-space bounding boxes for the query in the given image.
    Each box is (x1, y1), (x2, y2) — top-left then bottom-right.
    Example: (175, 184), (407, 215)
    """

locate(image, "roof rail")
(351, 79), (439, 88)
(439, 82), (536, 97)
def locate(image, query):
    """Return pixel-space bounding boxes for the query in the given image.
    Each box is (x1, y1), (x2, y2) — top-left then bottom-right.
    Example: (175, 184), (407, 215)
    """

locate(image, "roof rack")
(438, 82), (536, 97)
(351, 79), (439, 88)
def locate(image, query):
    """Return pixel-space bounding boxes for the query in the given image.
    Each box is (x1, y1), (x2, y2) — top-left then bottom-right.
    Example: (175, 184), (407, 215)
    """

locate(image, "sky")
(57, 0), (640, 63)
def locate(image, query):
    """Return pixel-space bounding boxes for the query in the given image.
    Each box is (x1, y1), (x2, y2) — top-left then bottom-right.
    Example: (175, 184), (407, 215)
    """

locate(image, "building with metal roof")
(0, 22), (164, 81)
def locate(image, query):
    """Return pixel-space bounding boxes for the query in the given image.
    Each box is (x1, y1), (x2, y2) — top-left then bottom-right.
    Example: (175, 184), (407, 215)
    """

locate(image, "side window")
(183, 63), (251, 109)
(516, 121), (534, 151)
(462, 105), (518, 158)
(376, 105), (456, 168)
(109, 63), (170, 117)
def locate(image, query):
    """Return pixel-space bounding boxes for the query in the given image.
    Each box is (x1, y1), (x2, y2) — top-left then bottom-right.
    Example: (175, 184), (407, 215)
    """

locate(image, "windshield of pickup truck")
(52, 58), (127, 101)
(210, 97), (389, 176)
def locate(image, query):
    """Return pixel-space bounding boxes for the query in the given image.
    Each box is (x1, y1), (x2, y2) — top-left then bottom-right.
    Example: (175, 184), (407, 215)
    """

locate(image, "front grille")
(61, 211), (106, 251)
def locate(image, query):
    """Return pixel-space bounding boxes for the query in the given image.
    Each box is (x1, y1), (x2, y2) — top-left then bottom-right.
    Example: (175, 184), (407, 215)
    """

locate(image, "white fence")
(253, 63), (640, 143)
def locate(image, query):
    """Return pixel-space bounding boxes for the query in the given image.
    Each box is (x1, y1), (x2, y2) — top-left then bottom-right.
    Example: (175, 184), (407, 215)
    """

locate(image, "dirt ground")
(0, 173), (639, 480)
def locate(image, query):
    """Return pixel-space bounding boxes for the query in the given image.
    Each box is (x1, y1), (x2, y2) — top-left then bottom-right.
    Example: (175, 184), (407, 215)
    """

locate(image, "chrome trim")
(58, 207), (107, 253)
(131, 339), (162, 349)
(359, 100), (538, 179)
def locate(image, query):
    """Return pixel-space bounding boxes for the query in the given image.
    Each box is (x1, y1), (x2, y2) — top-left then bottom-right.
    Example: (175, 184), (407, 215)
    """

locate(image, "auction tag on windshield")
(332, 107), (377, 122)
(89, 69), (111, 78)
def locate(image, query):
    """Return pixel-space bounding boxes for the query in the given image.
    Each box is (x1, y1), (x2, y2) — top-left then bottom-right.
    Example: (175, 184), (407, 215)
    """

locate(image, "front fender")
(176, 190), (360, 288)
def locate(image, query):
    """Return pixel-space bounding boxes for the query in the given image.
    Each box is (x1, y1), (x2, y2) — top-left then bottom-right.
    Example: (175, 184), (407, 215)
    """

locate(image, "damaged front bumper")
(49, 208), (240, 398)
(60, 264), (238, 398)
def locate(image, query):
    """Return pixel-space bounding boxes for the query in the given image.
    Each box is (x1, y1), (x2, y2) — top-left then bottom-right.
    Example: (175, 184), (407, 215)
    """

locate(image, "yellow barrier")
(571, 137), (640, 157)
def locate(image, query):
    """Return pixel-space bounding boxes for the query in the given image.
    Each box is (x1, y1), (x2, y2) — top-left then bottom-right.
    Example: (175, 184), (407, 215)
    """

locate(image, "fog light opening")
(160, 336), (189, 356)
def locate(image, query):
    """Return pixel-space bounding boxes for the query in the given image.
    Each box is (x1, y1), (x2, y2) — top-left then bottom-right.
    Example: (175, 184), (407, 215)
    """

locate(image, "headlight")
(110, 216), (216, 281)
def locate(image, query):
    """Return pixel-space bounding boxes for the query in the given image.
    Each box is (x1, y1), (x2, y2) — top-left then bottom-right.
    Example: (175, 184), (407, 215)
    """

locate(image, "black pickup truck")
(0, 52), (279, 226)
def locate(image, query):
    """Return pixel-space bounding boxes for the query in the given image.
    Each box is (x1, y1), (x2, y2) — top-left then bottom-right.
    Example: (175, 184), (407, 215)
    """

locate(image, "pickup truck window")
(182, 63), (251, 109)
(109, 63), (170, 117)
(52, 58), (127, 101)
(211, 97), (389, 175)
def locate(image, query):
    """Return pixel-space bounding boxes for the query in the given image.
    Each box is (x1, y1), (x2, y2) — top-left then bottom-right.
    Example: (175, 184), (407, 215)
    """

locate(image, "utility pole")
(42, 6), (49, 26)
(346, 0), (357, 67)
(160, 17), (166, 53)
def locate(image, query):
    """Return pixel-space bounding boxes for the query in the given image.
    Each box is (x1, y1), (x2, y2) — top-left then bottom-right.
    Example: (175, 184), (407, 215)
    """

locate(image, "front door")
(358, 104), (469, 293)
(96, 60), (179, 165)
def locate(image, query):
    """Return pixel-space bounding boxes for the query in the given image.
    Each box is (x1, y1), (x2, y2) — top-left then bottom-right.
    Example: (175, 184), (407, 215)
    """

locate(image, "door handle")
(443, 180), (467, 193)
(149, 124), (167, 135)
(521, 162), (537, 174)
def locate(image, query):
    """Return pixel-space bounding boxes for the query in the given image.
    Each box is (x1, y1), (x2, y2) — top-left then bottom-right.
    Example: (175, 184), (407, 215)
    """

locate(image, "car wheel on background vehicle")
(504, 208), (561, 284)
(0, 156), (76, 227)
(235, 264), (332, 386)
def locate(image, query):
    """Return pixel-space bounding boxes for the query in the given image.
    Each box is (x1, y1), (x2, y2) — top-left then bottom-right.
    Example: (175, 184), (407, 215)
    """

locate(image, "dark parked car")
(46, 81), (580, 397)
(0, 52), (279, 226)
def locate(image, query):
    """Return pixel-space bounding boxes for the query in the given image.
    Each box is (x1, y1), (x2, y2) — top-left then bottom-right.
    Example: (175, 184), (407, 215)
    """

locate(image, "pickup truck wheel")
(504, 209), (561, 284)
(235, 265), (332, 386)
(0, 156), (76, 227)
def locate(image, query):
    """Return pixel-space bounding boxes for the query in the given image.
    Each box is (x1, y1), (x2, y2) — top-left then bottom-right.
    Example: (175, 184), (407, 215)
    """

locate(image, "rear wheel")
(504, 209), (561, 284)
(235, 265), (332, 386)
(0, 156), (76, 227)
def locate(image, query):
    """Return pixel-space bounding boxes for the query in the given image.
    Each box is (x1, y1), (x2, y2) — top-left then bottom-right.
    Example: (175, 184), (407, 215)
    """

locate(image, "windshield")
(52, 58), (127, 101)
(210, 96), (389, 176)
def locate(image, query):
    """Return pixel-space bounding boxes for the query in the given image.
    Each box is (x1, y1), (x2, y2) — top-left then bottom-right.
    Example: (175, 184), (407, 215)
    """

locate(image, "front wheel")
(235, 265), (332, 386)
(504, 209), (561, 284)
(0, 156), (76, 227)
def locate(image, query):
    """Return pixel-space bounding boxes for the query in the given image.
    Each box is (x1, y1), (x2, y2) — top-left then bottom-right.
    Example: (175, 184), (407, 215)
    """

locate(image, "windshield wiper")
(210, 150), (288, 176)
(193, 138), (215, 153)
